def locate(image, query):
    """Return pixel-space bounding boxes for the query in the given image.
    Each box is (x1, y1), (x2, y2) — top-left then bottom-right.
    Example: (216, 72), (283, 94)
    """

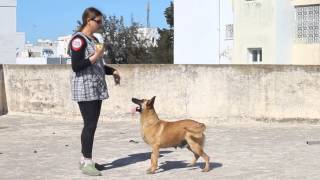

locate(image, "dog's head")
(131, 96), (156, 113)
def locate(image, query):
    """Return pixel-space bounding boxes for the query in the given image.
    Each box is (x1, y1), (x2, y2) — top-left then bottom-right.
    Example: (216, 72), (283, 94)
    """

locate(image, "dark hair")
(78, 7), (103, 32)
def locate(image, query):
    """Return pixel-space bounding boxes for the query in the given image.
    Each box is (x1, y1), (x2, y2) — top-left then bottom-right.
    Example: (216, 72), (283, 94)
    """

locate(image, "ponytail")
(77, 23), (86, 32)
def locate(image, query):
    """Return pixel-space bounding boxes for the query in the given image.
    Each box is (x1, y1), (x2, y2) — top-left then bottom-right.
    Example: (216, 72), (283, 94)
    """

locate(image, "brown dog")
(132, 96), (210, 174)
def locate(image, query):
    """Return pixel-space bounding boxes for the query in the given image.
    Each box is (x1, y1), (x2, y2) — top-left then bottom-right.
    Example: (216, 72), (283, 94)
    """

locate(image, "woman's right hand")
(89, 46), (105, 63)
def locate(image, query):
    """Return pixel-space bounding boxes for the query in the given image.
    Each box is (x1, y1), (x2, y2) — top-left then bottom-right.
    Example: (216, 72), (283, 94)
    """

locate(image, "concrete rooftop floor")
(1, 114), (320, 180)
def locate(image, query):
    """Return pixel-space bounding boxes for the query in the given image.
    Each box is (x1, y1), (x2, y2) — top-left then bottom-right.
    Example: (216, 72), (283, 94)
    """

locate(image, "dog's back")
(147, 119), (205, 148)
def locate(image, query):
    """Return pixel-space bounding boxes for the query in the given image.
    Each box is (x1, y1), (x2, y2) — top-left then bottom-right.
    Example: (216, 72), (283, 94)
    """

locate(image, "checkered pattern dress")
(70, 32), (109, 102)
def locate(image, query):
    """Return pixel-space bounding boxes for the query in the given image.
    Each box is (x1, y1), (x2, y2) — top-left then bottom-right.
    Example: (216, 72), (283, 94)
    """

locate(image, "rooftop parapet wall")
(0, 65), (7, 115)
(2, 64), (320, 123)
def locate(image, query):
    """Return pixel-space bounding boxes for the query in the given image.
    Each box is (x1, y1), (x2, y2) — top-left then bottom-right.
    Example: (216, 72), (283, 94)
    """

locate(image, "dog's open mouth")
(132, 98), (143, 113)
(136, 106), (142, 112)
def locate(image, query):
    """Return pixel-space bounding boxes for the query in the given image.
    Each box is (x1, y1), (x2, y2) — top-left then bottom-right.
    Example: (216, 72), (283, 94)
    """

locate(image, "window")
(245, 0), (261, 7)
(248, 48), (262, 63)
(225, 24), (234, 40)
(295, 5), (320, 43)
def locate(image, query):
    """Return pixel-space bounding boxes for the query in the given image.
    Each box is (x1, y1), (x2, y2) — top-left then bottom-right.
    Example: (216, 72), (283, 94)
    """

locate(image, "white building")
(0, 0), (17, 64)
(175, 0), (234, 64)
(56, 35), (72, 58)
(0, 0), (26, 64)
(18, 40), (57, 58)
(232, 0), (320, 64)
(16, 34), (75, 65)
(219, 0), (234, 64)
(16, 32), (26, 56)
(233, 0), (294, 64)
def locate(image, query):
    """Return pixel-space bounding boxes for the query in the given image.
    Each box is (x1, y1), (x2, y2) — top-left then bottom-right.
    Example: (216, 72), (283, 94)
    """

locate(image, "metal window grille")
(296, 5), (320, 43)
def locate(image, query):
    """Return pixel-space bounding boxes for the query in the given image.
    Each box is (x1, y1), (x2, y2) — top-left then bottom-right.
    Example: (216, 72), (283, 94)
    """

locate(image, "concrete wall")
(0, 65), (8, 115)
(2, 64), (320, 123)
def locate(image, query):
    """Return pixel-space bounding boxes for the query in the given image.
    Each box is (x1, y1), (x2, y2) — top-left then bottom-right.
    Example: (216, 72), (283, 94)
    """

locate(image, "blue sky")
(17, 0), (172, 43)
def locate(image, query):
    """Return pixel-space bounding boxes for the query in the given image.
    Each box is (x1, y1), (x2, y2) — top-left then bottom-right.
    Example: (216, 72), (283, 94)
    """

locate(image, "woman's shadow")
(96, 151), (222, 172)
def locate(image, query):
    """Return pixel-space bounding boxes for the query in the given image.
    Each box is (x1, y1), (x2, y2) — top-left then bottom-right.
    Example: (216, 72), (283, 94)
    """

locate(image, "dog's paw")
(146, 168), (156, 174)
(201, 168), (210, 172)
(146, 170), (155, 174)
(146, 168), (151, 173)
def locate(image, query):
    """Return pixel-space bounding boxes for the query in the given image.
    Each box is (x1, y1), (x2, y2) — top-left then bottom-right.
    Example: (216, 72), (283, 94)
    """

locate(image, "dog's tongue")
(130, 107), (137, 114)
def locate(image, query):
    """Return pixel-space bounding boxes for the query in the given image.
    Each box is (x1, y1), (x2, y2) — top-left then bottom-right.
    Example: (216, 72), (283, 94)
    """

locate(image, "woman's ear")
(86, 18), (91, 25)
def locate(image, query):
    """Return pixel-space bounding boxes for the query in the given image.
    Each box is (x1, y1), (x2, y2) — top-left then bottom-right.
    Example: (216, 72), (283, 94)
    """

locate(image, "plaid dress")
(70, 32), (109, 102)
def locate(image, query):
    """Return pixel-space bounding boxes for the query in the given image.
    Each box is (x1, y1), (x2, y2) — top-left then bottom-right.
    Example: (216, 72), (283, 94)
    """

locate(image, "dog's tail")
(184, 123), (206, 134)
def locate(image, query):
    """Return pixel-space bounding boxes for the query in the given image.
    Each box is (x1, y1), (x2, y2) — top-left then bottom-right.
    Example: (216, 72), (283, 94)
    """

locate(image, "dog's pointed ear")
(147, 96), (156, 107)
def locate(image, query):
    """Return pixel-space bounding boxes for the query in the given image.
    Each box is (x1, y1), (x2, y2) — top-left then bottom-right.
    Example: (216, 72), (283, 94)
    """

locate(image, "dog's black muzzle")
(132, 98), (143, 113)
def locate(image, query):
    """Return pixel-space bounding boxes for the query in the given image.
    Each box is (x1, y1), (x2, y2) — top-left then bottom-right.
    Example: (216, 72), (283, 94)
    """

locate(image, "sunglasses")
(91, 18), (103, 25)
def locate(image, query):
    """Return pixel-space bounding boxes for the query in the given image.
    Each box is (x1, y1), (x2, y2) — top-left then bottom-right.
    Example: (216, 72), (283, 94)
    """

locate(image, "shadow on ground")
(96, 150), (222, 173)
(159, 161), (222, 173)
(96, 151), (172, 171)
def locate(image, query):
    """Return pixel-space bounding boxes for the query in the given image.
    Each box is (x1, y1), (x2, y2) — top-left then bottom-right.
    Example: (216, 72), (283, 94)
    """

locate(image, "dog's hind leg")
(186, 137), (210, 172)
(186, 146), (200, 167)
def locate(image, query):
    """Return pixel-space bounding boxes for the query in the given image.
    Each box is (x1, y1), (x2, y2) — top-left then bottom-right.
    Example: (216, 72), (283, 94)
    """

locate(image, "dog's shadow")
(96, 151), (222, 173)
(96, 151), (172, 171)
(159, 161), (222, 173)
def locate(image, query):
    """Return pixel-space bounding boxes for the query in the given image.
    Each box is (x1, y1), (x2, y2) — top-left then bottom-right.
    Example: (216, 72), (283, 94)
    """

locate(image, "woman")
(69, 7), (120, 176)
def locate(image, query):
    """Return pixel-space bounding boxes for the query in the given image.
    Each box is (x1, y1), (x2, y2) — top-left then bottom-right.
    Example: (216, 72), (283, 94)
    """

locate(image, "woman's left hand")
(113, 70), (121, 85)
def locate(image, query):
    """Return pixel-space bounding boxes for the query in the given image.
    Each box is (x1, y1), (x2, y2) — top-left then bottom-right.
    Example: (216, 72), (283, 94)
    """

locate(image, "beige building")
(292, 0), (320, 64)
(233, 0), (320, 64)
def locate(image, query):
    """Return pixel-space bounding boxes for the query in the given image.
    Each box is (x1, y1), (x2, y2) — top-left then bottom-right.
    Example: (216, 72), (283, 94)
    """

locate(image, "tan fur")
(132, 97), (210, 174)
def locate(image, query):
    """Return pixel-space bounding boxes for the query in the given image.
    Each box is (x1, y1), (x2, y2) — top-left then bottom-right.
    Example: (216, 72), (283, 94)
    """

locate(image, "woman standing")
(69, 7), (120, 176)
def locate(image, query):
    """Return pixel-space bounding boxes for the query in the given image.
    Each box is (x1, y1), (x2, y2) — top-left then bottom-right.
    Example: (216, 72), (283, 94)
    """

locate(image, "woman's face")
(88, 16), (103, 32)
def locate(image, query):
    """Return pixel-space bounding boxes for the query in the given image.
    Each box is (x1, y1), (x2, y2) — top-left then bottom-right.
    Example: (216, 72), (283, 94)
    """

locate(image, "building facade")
(233, 0), (320, 64)
(175, 0), (233, 64)
(232, 0), (294, 64)
(0, 0), (17, 64)
(292, 0), (320, 64)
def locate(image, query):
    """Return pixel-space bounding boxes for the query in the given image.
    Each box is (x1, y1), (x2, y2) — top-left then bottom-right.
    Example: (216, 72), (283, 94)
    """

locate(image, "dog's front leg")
(147, 145), (160, 174)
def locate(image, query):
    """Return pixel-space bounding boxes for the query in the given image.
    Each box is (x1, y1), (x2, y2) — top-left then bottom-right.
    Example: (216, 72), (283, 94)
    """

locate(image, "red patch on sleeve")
(71, 38), (84, 51)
